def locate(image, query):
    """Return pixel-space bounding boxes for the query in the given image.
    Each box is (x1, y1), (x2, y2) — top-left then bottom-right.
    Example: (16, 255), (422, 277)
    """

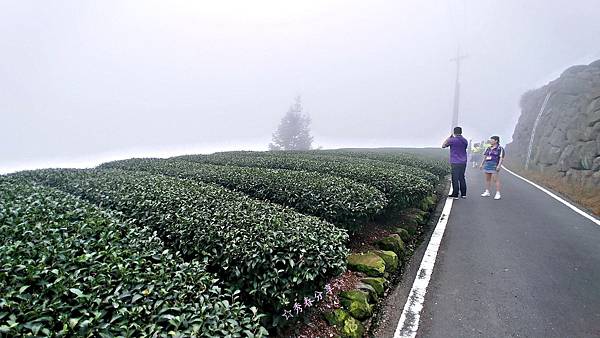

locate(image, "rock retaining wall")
(506, 59), (600, 189)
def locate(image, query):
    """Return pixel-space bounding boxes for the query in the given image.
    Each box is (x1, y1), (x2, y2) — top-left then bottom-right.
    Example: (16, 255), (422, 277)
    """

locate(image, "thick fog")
(2, 0), (600, 172)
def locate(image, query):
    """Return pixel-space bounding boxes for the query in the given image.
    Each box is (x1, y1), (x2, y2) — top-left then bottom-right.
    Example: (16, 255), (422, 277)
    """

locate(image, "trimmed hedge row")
(186, 151), (441, 183)
(99, 158), (387, 228)
(320, 150), (450, 178)
(0, 177), (266, 337)
(14, 169), (348, 321)
(275, 152), (440, 184)
(175, 152), (434, 212)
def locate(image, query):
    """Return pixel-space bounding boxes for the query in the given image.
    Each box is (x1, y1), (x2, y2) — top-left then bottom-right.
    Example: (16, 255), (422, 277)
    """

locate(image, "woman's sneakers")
(481, 190), (502, 200)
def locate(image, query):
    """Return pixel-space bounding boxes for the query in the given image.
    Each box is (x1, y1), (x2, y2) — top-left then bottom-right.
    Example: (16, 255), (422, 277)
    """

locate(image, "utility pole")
(450, 48), (468, 132)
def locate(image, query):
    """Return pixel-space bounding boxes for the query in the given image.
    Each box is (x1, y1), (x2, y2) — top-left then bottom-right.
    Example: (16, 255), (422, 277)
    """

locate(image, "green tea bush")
(0, 177), (266, 337)
(99, 158), (387, 228)
(14, 169), (348, 320)
(320, 150), (450, 178)
(284, 152), (440, 184)
(176, 152), (434, 212)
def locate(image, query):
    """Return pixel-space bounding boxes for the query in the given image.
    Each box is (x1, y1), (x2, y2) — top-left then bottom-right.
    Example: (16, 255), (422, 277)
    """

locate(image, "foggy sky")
(2, 0), (600, 172)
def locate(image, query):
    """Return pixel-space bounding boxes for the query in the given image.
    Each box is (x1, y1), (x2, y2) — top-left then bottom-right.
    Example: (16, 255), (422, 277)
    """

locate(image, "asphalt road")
(414, 166), (600, 338)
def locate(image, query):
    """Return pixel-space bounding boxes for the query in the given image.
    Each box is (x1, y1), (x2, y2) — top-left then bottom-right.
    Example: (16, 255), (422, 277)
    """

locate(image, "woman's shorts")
(483, 160), (498, 174)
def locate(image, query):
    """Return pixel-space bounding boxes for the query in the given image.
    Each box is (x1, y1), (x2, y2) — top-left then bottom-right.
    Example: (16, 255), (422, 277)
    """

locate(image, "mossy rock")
(340, 290), (372, 320)
(324, 308), (365, 338)
(356, 282), (379, 302)
(394, 227), (411, 242)
(405, 208), (428, 225)
(403, 217), (419, 227)
(347, 253), (385, 277)
(375, 234), (405, 257)
(361, 277), (386, 296)
(324, 308), (349, 327)
(341, 316), (365, 338)
(340, 289), (369, 302)
(372, 250), (398, 272)
(420, 195), (437, 211)
(398, 224), (417, 236)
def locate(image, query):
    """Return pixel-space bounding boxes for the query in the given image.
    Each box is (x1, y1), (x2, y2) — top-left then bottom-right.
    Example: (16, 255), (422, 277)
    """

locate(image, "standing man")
(442, 127), (468, 199)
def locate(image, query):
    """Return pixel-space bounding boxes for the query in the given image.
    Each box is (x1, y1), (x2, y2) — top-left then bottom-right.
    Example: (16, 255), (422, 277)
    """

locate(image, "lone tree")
(269, 96), (313, 151)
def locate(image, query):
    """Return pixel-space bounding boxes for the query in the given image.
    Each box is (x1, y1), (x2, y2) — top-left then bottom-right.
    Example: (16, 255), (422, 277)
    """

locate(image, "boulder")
(585, 121), (600, 140)
(347, 253), (385, 277)
(539, 146), (562, 165)
(339, 290), (372, 320)
(372, 250), (398, 272)
(558, 144), (577, 171)
(399, 223), (417, 236)
(361, 277), (386, 296)
(340, 316), (365, 338)
(324, 308), (349, 327)
(579, 141), (598, 169)
(376, 234), (405, 257)
(549, 128), (566, 147)
(587, 100), (600, 126)
(394, 227), (411, 242)
(566, 129), (586, 143)
(404, 209), (427, 226)
(356, 282), (379, 302)
(325, 308), (366, 338)
(592, 156), (600, 171)
(592, 171), (600, 186)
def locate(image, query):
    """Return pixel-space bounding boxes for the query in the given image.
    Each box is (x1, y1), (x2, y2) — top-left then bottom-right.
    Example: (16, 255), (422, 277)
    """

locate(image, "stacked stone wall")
(506, 60), (600, 189)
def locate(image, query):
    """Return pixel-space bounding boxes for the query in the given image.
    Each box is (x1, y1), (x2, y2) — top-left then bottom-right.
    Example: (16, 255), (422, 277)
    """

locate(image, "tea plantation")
(1, 150), (448, 336)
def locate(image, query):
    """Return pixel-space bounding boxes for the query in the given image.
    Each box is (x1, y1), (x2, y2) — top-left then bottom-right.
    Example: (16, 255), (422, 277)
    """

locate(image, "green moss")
(341, 316), (365, 338)
(361, 277), (386, 296)
(375, 234), (405, 257)
(372, 250), (398, 272)
(347, 253), (385, 277)
(394, 227), (411, 242)
(339, 290), (372, 320)
(356, 282), (379, 302)
(398, 224), (417, 236)
(324, 308), (349, 326)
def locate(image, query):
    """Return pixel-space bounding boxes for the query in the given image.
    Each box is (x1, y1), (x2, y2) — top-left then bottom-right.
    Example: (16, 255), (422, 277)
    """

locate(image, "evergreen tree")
(269, 96), (313, 151)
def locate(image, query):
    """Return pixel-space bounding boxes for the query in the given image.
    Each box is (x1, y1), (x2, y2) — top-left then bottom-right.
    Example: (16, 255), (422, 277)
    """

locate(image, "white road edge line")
(393, 188), (454, 338)
(502, 165), (600, 226)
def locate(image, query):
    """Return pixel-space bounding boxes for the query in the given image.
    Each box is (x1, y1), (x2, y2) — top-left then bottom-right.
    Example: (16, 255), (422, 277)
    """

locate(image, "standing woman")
(479, 136), (505, 200)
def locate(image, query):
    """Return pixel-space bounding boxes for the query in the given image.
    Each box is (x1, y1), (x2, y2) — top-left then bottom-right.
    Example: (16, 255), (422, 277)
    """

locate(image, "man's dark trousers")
(450, 163), (467, 197)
